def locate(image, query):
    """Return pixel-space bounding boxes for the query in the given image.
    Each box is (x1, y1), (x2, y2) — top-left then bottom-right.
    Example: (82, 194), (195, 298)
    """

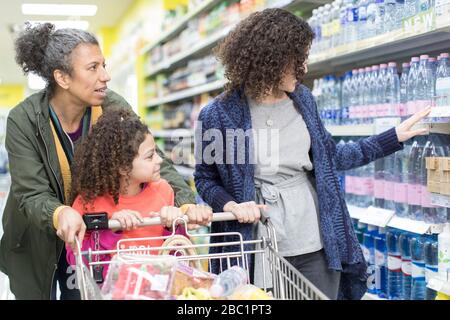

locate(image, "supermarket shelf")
(427, 276), (450, 296)
(140, 0), (224, 55)
(174, 165), (195, 178)
(144, 0), (321, 77)
(347, 205), (444, 234)
(146, 79), (226, 107)
(152, 129), (194, 139)
(307, 13), (450, 78)
(146, 25), (234, 77)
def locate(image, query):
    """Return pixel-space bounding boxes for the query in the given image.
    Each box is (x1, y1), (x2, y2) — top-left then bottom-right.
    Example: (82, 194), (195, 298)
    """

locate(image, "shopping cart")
(74, 212), (329, 300)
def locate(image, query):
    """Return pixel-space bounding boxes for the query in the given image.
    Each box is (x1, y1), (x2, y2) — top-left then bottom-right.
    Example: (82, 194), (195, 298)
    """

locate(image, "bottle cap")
(420, 54), (429, 60)
(380, 63), (388, 68)
(411, 57), (420, 62)
(402, 62), (410, 68)
(440, 53), (449, 58)
(388, 62), (397, 67)
(365, 66), (371, 72)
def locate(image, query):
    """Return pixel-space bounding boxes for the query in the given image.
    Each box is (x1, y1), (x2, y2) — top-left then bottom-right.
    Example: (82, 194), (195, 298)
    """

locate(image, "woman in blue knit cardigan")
(194, 8), (430, 299)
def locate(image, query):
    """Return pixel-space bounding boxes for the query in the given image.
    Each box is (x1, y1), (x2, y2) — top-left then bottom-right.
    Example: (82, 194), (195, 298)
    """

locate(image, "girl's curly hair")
(70, 107), (150, 207)
(214, 8), (314, 101)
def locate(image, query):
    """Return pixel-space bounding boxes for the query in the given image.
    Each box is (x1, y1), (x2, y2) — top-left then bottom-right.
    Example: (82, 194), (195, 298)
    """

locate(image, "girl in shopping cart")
(66, 107), (212, 280)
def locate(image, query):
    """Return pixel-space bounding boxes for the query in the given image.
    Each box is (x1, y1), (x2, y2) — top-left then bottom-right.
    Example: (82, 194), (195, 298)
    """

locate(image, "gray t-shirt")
(249, 97), (323, 257)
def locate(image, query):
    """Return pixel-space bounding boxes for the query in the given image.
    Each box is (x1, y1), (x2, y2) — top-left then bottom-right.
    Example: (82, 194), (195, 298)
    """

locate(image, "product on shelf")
(438, 223), (450, 281)
(312, 52), (450, 126)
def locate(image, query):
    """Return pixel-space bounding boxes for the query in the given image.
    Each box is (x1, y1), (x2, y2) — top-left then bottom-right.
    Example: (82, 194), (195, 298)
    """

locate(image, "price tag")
(429, 106), (450, 118)
(374, 117), (401, 135)
(427, 277), (450, 295)
(431, 193), (450, 208)
(388, 216), (432, 234)
(359, 206), (395, 227)
(347, 205), (367, 220)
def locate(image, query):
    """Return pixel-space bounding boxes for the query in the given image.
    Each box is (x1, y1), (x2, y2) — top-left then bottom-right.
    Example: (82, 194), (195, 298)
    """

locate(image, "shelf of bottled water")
(307, 0), (450, 66)
(313, 51), (450, 128)
(352, 218), (447, 300)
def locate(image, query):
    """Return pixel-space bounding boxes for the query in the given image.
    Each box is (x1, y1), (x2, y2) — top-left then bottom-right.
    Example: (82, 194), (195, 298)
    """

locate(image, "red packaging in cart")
(101, 255), (177, 300)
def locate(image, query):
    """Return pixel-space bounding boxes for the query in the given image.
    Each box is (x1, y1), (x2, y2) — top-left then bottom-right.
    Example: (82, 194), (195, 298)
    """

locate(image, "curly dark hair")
(70, 107), (150, 207)
(214, 8), (314, 101)
(14, 22), (98, 94)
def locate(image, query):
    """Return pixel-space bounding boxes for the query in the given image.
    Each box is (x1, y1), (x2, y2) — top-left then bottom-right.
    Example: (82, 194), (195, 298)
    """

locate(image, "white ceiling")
(0, 0), (134, 85)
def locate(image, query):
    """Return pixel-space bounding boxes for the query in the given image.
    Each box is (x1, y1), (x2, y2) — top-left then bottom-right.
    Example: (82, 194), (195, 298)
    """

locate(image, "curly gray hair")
(14, 22), (99, 93)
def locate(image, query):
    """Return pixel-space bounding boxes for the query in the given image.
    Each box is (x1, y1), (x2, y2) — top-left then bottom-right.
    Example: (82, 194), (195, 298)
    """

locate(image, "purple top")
(67, 118), (83, 142)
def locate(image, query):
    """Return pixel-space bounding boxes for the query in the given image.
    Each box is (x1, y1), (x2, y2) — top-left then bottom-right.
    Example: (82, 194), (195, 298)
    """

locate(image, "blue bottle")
(398, 232), (412, 300)
(374, 227), (388, 298)
(363, 225), (377, 294)
(424, 235), (438, 300)
(386, 228), (402, 299)
(410, 235), (426, 300)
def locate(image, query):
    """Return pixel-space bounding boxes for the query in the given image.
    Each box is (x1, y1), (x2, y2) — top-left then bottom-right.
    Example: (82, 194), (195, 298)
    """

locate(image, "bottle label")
(394, 182), (408, 203)
(374, 179), (385, 198)
(411, 261), (426, 279)
(407, 184), (422, 206)
(345, 176), (354, 194)
(398, 103), (406, 117)
(415, 100), (431, 113)
(369, 104), (377, 118)
(385, 181), (396, 201)
(388, 254), (402, 272)
(361, 177), (374, 196)
(349, 106), (355, 119)
(406, 101), (416, 115)
(421, 185), (437, 208)
(362, 246), (371, 261)
(376, 104), (384, 117)
(359, 5), (368, 21)
(401, 259), (412, 276)
(375, 249), (386, 266)
(353, 176), (362, 195)
(436, 77), (450, 107)
(425, 265), (438, 282)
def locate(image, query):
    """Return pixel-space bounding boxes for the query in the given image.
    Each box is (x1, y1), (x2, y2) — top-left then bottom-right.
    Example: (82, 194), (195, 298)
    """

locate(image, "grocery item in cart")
(101, 255), (177, 300)
(228, 284), (273, 300)
(170, 263), (216, 296)
(209, 266), (248, 298)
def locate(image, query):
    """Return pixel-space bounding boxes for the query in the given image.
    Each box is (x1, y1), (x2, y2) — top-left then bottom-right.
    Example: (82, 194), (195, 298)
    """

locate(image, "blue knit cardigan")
(194, 84), (403, 299)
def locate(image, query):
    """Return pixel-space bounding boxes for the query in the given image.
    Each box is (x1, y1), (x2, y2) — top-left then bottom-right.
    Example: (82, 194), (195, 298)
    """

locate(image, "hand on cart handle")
(111, 210), (146, 231)
(56, 207), (87, 252)
(223, 201), (267, 224)
(395, 106), (431, 142)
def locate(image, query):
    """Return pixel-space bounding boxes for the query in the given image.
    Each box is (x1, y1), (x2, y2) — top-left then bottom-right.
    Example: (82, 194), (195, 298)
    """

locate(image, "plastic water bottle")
(399, 232), (412, 299)
(374, 158), (385, 208)
(438, 223), (450, 282)
(358, 0), (370, 40)
(420, 137), (446, 223)
(400, 62), (410, 120)
(435, 52), (450, 109)
(410, 235), (426, 300)
(386, 228), (402, 299)
(209, 266), (248, 298)
(407, 136), (425, 221)
(424, 235), (438, 300)
(366, 0), (377, 38)
(363, 225), (377, 293)
(384, 0), (397, 32)
(393, 142), (410, 217)
(374, 227), (388, 298)
(374, 0), (386, 35)
(341, 71), (352, 125)
(369, 65), (380, 121)
(385, 62), (400, 117)
(428, 57), (437, 101)
(384, 154), (396, 210)
(404, 0), (418, 18)
(416, 54), (432, 113)
(377, 63), (388, 117)
(347, 0), (359, 43)
(406, 57), (420, 116)
(394, 0), (405, 29)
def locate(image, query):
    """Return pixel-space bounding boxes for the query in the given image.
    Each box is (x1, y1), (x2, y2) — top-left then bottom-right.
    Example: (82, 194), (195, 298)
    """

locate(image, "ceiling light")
(22, 4), (97, 16)
(28, 20), (90, 30)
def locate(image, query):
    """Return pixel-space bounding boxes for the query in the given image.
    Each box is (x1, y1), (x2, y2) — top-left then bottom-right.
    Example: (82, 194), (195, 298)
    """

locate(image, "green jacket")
(0, 89), (195, 299)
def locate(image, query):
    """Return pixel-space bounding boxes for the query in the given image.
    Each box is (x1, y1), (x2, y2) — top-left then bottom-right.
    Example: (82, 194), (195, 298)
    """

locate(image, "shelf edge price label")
(374, 117), (401, 135)
(359, 206), (395, 228)
(429, 106), (450, 118)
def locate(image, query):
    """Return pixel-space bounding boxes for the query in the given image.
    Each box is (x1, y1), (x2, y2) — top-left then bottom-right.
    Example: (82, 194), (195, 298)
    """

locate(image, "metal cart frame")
(75, 212), (329, 300)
